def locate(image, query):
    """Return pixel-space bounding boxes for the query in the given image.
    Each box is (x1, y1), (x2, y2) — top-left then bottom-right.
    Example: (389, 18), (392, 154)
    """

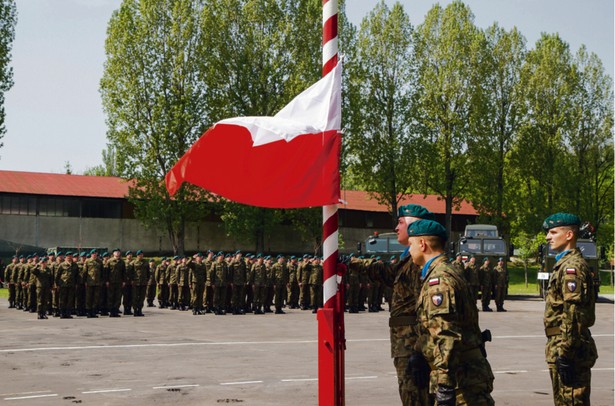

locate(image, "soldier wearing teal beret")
(390, 206), (437, 406)
(408, 219), (494, 404)
(543, 213), (596, 405)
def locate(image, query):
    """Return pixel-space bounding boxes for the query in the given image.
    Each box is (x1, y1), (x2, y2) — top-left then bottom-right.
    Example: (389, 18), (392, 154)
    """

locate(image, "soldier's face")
(395, 217), (410, 245)
(546, 226), (574, 253)
(408, 236), (425, 266)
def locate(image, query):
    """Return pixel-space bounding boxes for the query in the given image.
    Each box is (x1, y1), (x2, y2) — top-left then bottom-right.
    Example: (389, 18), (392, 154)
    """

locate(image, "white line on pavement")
(220, 381), (263, 386)
(152, 384), (199, 389)
(346, 376), (378, 380)
(0, 334), (611, 353)
(0, 391), (52, 397)
(493, 370), (528, 374)
(82, 388), (132, 394)
(281, 378), (318, 382)
(4, 394), (58, 401)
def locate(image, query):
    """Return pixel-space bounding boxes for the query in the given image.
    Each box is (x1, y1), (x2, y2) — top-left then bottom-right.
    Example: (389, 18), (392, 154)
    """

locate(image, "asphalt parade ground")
(0, 296), (613, 406)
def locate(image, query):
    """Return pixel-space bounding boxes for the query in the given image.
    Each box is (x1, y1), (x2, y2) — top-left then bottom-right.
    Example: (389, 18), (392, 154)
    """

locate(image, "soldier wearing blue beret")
(542, 213), (596, 405)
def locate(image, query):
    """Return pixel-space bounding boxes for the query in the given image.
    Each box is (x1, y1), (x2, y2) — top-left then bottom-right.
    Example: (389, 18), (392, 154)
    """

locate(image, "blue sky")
(1, 0), (613, 174)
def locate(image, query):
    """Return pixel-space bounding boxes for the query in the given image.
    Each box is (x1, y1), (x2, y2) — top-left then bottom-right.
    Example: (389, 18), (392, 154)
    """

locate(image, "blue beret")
(390, 255), (396, 260)
(498, 257), (503, 261)
(40, 257), (48, 262)
(290, 255), (296, 259)
(102, 252), (109, 258)
(235, 250), (241, 255)
(195, 252), (203, 257)
(407, 220), (447, 241)
(398, 204), (435, 220)
(126, 250), (133, 255)
(542, 213), (581, 230)
(55, 251), (63, 256)
(79, 252), (87, 257)
(172, 255), (179, 260)
(483, 257), (489, 262)
(136, 250), (143, 255)
(277, 254), (284, 259)
(19, 255), (24, 259)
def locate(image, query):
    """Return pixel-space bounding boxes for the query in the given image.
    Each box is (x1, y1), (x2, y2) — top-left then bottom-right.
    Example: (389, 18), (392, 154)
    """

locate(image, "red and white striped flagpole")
(318, 0), (344, 405)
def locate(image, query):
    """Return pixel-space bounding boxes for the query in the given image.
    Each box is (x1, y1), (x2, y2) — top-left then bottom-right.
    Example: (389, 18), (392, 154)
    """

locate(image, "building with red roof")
(0, 170), (478, 255)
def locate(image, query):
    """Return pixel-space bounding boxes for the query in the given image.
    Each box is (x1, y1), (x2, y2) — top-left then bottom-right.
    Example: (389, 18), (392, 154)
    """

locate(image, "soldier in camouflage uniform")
(368, 257), (385, 312)
(129, 250), (149, 316)
(493, 258), (508, 312)
(47, 252), (58, 316)
(250, 255), (268, 314)
(176, 256), (191, 311)
(189, 253), (207, 315)
(27, 254), (40, 313)
(272, 255), (289, 314)
(382, 255), (396, 311)
(15, 256), (25, 309)
(167, 256), (180, 309)
(409, 220), (494, 405)
(264, 256), (274, 313)
(84, 251), (103, 318)
(146, 259), (157, 307)
(75, 252), (87, 316)
(451, 254), (464, 276)
(55, 252), (78, 318)
(211, 252), (228, 315)
(542, 213), (597, 406)
(155, 257), (169, 308)
(346, 255), (362, 313)
(298, 255), (312, 310)
(479, 257), (494, 312)
(287, 256), (299, 309)
(390, 204), (434, 406)
(229, 251), (247, 315)
(204, 250), (215, 313)
(464, 256), (480, 302)
(32, 257), (53, 319)
(123, 251), (134, 315)
(100, 252), (110, 315)
(4, 256), (17, 308)
(309, 257), (323, 314)
(106, 248), (126, 317)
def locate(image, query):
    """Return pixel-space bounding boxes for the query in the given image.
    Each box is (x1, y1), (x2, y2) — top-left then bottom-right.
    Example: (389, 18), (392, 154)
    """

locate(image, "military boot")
(124, 307), (133, 315)
(496, 305), (507, 312)
(482, 305), (493, 312)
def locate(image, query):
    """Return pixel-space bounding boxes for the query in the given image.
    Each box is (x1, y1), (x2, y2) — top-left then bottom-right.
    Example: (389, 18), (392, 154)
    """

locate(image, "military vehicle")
(537, 223), (603, 300)
(363, 232), (405, 255)
(451, 224), (511, 265)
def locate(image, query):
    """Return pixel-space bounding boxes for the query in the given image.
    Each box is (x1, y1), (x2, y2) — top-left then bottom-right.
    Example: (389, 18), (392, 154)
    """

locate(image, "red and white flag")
(165, 62), (342, 208)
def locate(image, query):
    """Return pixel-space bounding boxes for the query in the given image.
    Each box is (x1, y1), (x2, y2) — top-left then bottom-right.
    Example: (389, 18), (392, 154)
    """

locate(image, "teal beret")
(136, 250), (143, 255)
(498, 257), (503, 261)
(102, 252), (109, 258)
(390, 255), (396, 260)
(407, 219), (447, 241)
(172, 255), (179, 260)
(79, 252), (86, 258)
(126, 250), (132, 255)
(398, 204), (435, 220)
(113, 248), (121, 253)
(542, 213), (581, 230)
(483, 257), (489, 263)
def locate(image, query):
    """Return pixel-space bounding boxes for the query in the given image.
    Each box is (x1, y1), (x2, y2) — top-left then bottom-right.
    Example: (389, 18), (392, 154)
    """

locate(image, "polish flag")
(165, 62), (342, 209)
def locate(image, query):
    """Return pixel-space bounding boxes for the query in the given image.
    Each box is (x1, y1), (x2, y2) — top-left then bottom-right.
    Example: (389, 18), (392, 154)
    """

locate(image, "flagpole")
(318, 1), (344, 405)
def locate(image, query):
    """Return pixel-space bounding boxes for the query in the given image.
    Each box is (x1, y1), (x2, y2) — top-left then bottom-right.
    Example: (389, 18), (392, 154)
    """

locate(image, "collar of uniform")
(421, 253), (444, 280)
(555, 249), (571, 262)
(400, 247), (410, 261)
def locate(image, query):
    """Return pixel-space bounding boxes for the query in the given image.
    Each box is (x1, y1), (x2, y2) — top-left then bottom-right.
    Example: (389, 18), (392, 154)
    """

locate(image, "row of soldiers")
(1, 249), (333, 318)
(450, 254), (509, 312)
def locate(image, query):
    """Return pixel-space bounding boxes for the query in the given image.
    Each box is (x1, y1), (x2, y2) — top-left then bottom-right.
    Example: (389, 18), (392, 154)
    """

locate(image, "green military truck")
(537, 237), (602, 300)
(452, 224), (512, 265)
(363, 232), (406, 255)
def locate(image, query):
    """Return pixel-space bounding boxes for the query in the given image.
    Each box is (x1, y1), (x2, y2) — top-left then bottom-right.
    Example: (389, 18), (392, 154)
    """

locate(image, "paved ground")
(0, 296), (612, 406)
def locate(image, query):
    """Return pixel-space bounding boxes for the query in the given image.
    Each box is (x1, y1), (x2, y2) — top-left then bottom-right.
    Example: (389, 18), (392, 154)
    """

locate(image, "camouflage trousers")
(191, 282), (204, 310)
(548, 364), (591, 405)
(393, 357), (431, 406)
(451, 389), (495, 405)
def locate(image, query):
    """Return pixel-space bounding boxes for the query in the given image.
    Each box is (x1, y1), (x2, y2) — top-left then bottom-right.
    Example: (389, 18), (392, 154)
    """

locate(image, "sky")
(1, 0), (613, 174)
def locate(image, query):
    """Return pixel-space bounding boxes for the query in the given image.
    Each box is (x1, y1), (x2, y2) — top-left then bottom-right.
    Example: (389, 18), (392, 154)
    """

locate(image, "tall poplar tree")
(101, 0), (212, 254)
(0, 0), (16, 155)
(345, 1), (416, 226)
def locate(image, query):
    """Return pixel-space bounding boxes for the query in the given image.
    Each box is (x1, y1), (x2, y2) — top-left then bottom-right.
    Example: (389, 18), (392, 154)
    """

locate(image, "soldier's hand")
(435, 385), (455, 406)
(406, 353), (430, 389)
(556, 356), (575, 386)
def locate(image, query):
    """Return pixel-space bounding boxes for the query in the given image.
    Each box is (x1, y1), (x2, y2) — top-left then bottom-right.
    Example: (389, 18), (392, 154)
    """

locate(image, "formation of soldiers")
(1, 249), (337, 319)
(451, 254), (509, 312)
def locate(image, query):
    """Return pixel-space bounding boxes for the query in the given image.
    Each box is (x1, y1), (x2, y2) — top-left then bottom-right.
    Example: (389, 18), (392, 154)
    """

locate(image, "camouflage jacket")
(189, 261), (207, 285)
(479, 264), (493, 288)
(250, 263), (268, 286)
(55, 260), (78, 288)
(389, 256), (421, 358)
(106, 257), (126, 284)
(544, 248), (597, 366)
(493, 265), (507, 287)
(464, 262), (480, 288)
(176, 263), (190, 287)
(309, 264), (323, 285)
(84, 258), (103, 286)
(129, 259), (150, 286)
(230, 259), (247, 285)
(416, 255), (494, 391)
(210, 261), (228, 287)
(155, 264), (168, 285)
(32, 265), (53, 289)
(271, 263), (288, 285)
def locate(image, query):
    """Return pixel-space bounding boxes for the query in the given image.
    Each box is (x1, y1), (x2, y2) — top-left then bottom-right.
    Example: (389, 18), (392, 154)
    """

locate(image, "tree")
(100, 0), (213, 254)
(0, 0), (16, 155)
(512, 231), (543, 287)
(83, 145), (121, 177)
(466, 24), (526, 234)
(567, 46), (614, 240)
(345, 1), (416, 226)
(413, 1), (486, 237)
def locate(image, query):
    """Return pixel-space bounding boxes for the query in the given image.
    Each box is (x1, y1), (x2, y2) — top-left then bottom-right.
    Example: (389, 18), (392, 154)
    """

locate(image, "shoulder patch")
(566, 268), (577, 275)
(428, 277), (440, 286)
(431, 293), (443, 306)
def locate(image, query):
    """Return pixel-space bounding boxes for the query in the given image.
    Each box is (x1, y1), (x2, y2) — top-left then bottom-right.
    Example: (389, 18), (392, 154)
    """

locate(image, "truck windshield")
(459, 240), (482, 253)
(465, 229), (498, 238)
(483, 239), (507, 254)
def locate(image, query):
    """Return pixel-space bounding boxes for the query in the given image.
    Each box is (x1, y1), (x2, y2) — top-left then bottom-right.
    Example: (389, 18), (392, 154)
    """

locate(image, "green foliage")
(101, 0), (214, 254)
(83, 145), (121, 177)
(220, 203), (282, 253)
(0, 0), (15, 154)
(345, 1), (415, 227)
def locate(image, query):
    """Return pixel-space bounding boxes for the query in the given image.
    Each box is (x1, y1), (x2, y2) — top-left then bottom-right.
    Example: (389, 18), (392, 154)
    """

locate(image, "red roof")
(0, 170), (130, 199)
(339, 190), (477, 216)
(0, 170), (478, 215)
